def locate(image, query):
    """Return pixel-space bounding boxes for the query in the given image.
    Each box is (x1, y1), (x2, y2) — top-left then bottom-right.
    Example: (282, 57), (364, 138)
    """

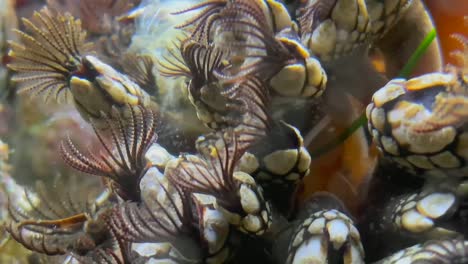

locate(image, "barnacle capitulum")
(107, 156), (234, 263)
(160, 39), (235, 129)
(367, 34), (468, 178)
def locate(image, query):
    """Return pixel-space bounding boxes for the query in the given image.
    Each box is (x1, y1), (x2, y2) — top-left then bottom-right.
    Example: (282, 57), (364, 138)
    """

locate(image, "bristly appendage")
(121, 53), (157, 95)
(158, 38), (193, 78)
(172, 0), (228, 43)
(7, 7), (93, 103)
(230, 77), (271, 145)
(60, 105), (158, 201)
(166, 131), (245, 211)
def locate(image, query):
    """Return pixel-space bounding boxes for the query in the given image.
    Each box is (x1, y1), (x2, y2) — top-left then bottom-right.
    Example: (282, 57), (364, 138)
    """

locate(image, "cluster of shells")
(1, 0), (468, 263)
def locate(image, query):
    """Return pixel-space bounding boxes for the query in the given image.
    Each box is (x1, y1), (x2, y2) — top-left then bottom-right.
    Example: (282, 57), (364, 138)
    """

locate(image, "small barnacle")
(60, 105), (158, 201)
(166, 131), (272, 235)
(105, 183), (205, 262)
(201, 0), (327, 98)
(160, 39), (237, 128)
(7, 7), (93, 102)
(5, 179), (111, 257)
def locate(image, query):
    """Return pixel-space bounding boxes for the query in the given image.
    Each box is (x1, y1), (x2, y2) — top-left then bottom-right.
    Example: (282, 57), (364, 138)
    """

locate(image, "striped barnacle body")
(297, 0), (371, 61)
(285, 194), (365, 264)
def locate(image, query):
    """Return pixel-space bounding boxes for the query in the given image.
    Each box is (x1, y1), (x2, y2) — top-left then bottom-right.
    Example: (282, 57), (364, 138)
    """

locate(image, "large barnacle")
(60, 105), (158, 201)
(5, 178), (113, 257)
(366, 34), (468, 178)
(107, 157), (232, 262)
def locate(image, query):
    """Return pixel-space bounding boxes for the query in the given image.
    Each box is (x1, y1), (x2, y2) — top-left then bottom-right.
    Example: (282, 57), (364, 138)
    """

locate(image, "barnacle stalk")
(60, 105), (158, 201)
(7, 7), (92, 102)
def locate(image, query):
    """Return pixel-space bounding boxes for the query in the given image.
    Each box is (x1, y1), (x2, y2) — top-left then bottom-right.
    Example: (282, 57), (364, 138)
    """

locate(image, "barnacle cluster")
(1, 0), (468, 263)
